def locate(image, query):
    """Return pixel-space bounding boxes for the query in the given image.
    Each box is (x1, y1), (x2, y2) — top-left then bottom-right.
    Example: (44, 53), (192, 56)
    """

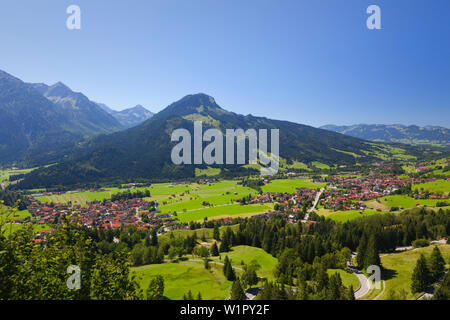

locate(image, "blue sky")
(0, 0), (449, 127)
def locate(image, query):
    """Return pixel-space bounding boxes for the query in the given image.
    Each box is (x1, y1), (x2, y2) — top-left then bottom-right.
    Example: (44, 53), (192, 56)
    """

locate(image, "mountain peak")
(47, 81), (73, 98)
(154, 93), (223, 120)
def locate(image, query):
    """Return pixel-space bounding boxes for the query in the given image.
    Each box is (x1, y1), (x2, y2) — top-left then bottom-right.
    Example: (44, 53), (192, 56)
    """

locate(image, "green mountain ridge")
(16, 93), (431, 189)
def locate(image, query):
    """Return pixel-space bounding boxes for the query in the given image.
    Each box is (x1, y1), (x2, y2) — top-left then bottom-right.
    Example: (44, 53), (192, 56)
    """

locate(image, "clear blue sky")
(0, 0), (449, 127)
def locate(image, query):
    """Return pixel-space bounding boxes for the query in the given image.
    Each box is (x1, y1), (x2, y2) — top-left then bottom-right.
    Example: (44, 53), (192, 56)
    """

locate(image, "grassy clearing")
(327, 269), (360, 290)
(261, 178), (325, 193)
(378, 195), (443, 209)
(176, 204), (271, 223)
(379, 244), (450, 300)
(317, 208), (388, 223)
(131, 260), (231, 300)
(413, 180), (450, 195)
(210, 245), (278, 281)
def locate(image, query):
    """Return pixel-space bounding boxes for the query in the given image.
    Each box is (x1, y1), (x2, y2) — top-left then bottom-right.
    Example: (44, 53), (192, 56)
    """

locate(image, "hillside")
(0, 70), (85, 165)
(321, 124), (450, 147)
(16, 93), (425, 188)
(29, 82), (123, 135)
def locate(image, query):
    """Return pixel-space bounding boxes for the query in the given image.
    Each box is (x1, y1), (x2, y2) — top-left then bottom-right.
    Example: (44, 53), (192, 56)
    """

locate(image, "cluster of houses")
(27, 198), (182, 241)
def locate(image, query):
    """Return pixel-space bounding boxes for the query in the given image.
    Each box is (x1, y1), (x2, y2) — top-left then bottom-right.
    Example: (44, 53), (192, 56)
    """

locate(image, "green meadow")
(261, 178), (325, 193)
(413, 179), (450, 195)
(379, 244), (450, 300)
(132, 260), (231, 300)
(327, 269), (360, 290)
(210, 245), (278, 280)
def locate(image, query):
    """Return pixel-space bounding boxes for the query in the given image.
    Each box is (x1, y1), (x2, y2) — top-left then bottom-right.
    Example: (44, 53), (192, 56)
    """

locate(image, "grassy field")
(377, 195), (443, 209)
(261, 178), (325, 193)
(327, 269), (360, 290)
(413, 180), (450, 195)
(131, 260), (232, 300)
(210, 245), (278, 280)
(378, 244), (450, 300)
(176, 204), (271, 223)
(317, 208), (388, 223)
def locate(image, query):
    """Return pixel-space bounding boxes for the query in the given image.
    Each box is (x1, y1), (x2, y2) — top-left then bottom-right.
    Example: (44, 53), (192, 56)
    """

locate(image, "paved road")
(302, 187), (325, 222)
(347, 253), (370, 299)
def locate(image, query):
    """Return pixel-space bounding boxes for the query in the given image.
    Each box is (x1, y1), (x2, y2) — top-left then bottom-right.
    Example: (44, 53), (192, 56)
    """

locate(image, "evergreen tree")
(230, 278), (245, 300)
(356, 234), (367, 269)
(146, 275), (164, 300)
(411, 254), (431, 293)
(428, 246), (445, 281)
(348, 285), (355, 300)
(219, 236), (230, 253)
(210, 242), (219, 256)
(365, 234), (381, 269)
(197, 292), (202, 300)
(213, 225), (220, 241)
(150, 229), (158, 246)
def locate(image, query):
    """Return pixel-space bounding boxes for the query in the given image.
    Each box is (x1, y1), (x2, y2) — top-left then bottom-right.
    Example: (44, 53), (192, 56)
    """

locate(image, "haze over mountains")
(96, 103), (154, 128)
(321, 124), (450, 147)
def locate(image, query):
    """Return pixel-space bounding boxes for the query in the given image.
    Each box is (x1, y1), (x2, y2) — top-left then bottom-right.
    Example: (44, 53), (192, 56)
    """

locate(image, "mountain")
(0, 70), (85, 164)
(98, 104), (154, 128)
(17, 93), (425, 189)
(320, 124), (450, 147)
(29, 82), (123, 136)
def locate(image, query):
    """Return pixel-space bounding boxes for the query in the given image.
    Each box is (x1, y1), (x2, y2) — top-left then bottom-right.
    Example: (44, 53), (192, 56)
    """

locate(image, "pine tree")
(356, 234), (367, 269)
(151, 229), (158, 246)
(411, 254), (431, 293)
(428, 246), (445, 281)
(365, 234), (381, 269)
(197, 292), (202, 300)
(219, 236), (229, 253)
(230, 278), (245, 300)
(146, 275), (164, 300)
(348, 285), (355, 300)
(210, 242), (219, 256)
(213, 225), (220, 241)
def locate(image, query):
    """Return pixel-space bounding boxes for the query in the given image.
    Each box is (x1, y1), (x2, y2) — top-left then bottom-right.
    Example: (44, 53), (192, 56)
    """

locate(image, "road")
(347, 253), (370, 299)
(302, 187), (325, 222)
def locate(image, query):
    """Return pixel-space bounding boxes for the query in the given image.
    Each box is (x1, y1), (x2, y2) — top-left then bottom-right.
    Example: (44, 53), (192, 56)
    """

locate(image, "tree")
(213, 225), (220, 241)
(197, 292), (202, 300)
(428, 246), (445, 281)
(219, 236), (230, 253)
(210, 242), (219, 256)
(146, 275), (164, 300)
(150, 229), (158, 246)
(230, 278), (245, 300)
(411, 254), (431, 293)
(223, 256), (236, 281)
(356, 234), (367, 269)
(348, 285), (355, 300)
(365, 234), (381, 269)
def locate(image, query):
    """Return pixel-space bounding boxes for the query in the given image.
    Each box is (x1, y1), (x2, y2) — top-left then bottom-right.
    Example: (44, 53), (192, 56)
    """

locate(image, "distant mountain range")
(320, 124), (450, 147)
(16, 93), (430, 189)
(0, 69), (153, 165)
(96, 103), (154, 128)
